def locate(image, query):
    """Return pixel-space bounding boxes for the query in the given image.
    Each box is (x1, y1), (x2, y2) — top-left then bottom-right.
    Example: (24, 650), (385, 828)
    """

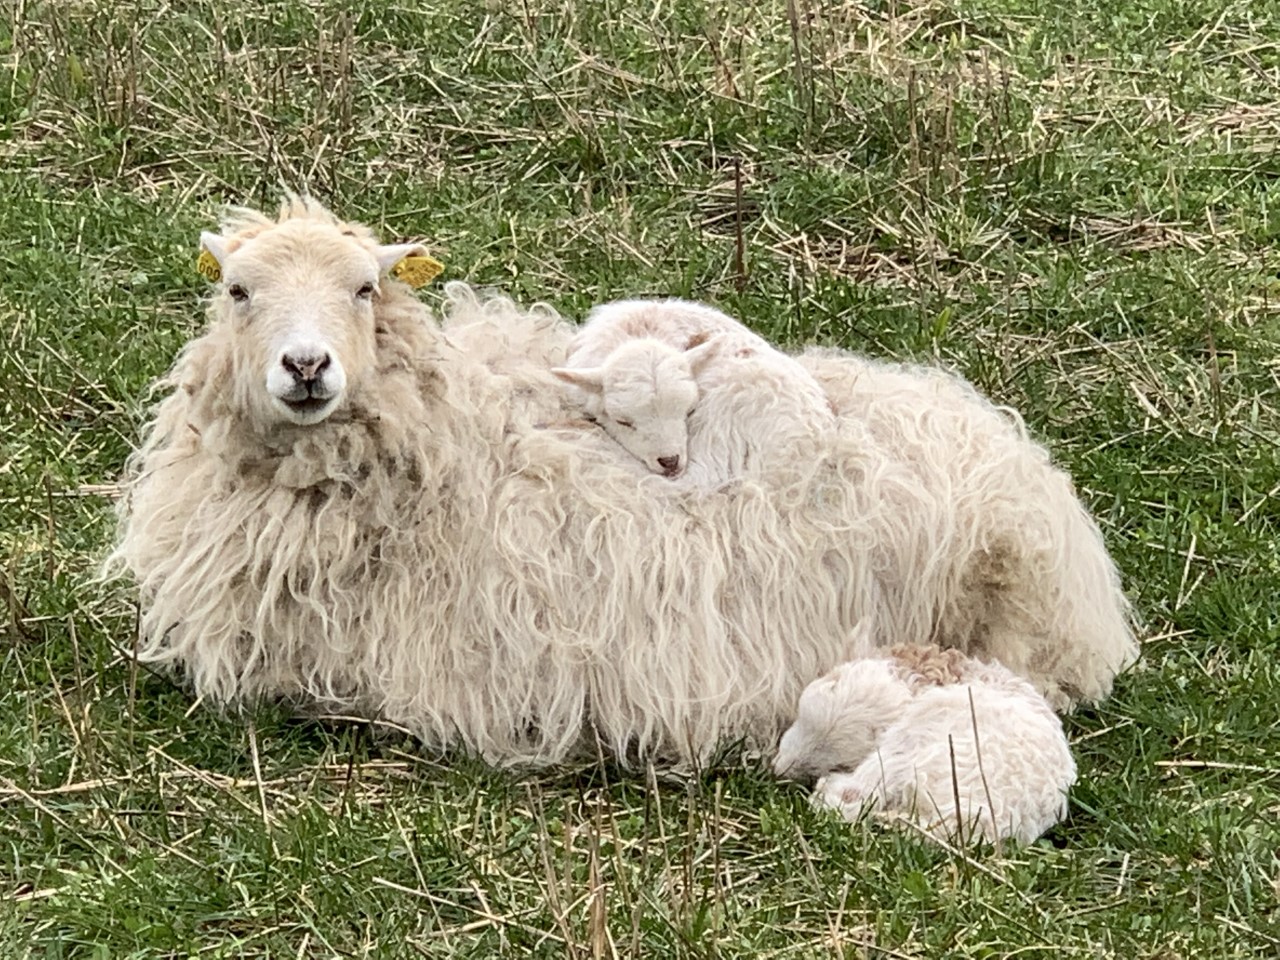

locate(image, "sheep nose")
(657, 455), (681, 475)
(282, 351), (330, 383)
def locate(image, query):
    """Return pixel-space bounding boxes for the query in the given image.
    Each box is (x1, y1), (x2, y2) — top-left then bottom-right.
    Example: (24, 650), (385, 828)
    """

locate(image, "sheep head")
(551, 337), (718, 478)
(773, 657), (916, 780)
(197, 198), (429, 429)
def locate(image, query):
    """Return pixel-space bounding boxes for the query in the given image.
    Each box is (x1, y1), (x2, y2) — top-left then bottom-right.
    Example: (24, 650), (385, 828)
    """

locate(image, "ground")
(2, 0), (1279, 956)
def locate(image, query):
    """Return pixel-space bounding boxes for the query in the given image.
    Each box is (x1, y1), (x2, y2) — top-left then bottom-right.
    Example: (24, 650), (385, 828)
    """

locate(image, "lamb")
(549, 337), (718, 478)
(105, 196), (1137, 768)
(553, 299), (836, 486)
(774, 642), (1077, 845)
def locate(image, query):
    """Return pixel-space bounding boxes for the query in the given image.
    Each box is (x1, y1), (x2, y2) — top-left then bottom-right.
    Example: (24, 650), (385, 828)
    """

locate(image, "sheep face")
(553, 339), (704, 478)
(773, 659), (915, 780)
(199, 221), (425, 428)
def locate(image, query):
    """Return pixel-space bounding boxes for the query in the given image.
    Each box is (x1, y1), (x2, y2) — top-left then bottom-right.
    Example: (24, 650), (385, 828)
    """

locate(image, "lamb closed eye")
(615, 419), (635, 429)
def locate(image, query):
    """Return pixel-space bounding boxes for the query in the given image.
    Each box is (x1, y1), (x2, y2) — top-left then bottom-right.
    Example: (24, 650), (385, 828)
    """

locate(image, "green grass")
(3, 0), (1279, 955)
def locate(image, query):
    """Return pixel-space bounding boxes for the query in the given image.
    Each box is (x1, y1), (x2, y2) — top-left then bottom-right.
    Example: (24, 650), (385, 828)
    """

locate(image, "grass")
(2, 0), (1279, 955)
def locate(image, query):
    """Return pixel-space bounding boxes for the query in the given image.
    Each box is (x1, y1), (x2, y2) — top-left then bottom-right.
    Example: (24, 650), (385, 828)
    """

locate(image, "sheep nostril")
(283, 352), (331, 383)
(657, 455), (680, 474)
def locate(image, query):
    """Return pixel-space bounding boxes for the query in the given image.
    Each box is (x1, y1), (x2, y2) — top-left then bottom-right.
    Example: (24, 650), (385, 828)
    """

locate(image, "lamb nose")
(657, 455), (680, 473)
(283, 352), (331, 383)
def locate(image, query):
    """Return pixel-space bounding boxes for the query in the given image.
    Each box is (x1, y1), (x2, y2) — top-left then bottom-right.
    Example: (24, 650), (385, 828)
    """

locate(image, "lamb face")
(198, 217), (427, 428)
(774, 658), (915, 780)
(554, 338), (711, 478)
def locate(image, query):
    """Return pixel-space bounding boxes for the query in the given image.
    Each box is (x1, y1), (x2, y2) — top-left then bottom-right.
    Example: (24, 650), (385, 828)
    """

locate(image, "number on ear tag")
(195, 249), (222, 282)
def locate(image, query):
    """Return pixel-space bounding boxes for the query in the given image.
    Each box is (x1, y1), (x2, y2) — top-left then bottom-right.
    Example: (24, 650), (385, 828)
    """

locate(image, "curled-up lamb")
(553, 298), (834, 486)
(774, 643), (1077, 845)
(550, 336), (718, 478)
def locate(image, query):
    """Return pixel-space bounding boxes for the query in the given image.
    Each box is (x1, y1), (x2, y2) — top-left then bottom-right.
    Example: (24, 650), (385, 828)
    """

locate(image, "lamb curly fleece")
(776, 643), (1076, 845)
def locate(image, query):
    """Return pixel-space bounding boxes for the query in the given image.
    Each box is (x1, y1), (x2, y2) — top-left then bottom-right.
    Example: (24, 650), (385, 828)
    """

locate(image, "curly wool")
(797, 346), (1137, 710)
(107, 199), (1137, 767)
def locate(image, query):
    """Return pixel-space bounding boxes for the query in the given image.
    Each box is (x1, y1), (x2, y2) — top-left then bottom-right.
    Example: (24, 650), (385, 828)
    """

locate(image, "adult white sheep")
(107, 196), (1138, 767)
(774, 641), (1076, 845)
(552, 299), (836, 487)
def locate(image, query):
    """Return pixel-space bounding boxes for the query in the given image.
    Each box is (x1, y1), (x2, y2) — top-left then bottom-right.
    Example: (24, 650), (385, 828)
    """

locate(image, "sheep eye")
(356, 282), (376, 300)
(227, 284), (249, 303)
(615, 419), (635, 429)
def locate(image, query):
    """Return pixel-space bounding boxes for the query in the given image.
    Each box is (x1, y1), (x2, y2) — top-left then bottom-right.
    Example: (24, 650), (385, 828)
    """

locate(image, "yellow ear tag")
(195, 248), (222, 282)
(391, 254), (444, 288)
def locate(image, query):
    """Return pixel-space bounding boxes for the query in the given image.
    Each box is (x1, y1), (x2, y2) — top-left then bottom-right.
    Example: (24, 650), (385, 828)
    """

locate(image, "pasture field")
(2, 0), (1279, 956)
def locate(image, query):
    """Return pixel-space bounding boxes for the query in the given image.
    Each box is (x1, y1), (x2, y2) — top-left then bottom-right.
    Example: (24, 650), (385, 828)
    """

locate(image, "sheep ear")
(684, 336), (721, 376)
(551, 367), (605, 394)
(196, 231), (230, 282)
(376, 243), (426, 271)
(377, 243), (444, 287)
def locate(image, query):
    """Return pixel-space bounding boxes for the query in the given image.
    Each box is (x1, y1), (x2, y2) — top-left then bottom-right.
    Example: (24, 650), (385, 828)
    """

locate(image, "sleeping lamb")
(553, 298), (835, 487)
(774, 642), (1077, 845)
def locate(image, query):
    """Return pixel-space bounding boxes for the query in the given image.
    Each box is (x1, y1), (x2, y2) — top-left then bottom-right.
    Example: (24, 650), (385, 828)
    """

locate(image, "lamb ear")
(197, 231), (231, 281)
(551, 366), (605, 394)
(684, 336), (721, 376)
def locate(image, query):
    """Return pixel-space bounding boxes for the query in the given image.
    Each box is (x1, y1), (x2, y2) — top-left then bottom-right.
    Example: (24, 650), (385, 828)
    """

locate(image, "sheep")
(549, 337), (718, 478)
(553, 299), (837, 486)
(105, 196), (1138, 768)
(774, 642), (1076, 845)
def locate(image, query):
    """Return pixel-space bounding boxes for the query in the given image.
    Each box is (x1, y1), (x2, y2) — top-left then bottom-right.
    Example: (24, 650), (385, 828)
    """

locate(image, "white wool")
(775, 646), (1077, 845)
(677, 331), (837, 489)
(566, 297), (769, 367)
(795, 346), (1137, 711)
(105, 198), (1138, 768)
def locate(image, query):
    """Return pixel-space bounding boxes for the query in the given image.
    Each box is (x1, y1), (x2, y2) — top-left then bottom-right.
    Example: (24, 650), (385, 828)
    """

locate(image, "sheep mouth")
(277, 392), (339, 423)
(283, 395), (333, 413)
